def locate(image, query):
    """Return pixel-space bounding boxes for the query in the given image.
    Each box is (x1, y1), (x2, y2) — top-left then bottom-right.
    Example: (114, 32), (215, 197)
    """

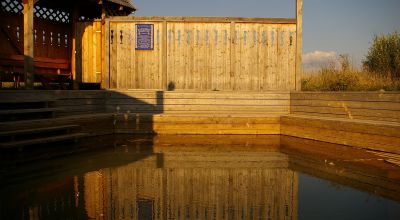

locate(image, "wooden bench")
(0, 54), (71, 89)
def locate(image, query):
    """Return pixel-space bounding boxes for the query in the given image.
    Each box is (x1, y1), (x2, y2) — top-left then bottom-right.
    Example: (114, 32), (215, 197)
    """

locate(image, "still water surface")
(1, 135), (399, 220)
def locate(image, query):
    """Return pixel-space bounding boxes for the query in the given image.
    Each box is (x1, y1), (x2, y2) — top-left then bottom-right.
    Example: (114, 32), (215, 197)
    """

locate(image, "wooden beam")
(71, 5), (80, 89)
(295, 0), (303, 91)
(23, 0), (34, 89)
(109, 16), (297, 24)
(162, 21), (167, 90)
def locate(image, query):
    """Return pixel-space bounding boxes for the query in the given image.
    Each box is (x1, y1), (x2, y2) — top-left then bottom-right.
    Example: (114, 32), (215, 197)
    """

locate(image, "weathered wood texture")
(296, 0), (303, 90)
(77, 17), (297, 90)
(283, 92), (400, 154)
(107, 90), (289, 134)
(76, 21), (103, 83)
(23, 0), (34, 89)
(0, 90), (107, 117)
(0, 13), (71, 76)
(106, 90), (290, 114)
(290, 92), (400, 123)
(281, 114), (400, 154)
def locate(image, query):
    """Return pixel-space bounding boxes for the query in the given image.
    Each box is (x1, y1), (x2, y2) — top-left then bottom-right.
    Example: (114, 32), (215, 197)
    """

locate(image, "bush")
(302, 69), (400, 91)
(363, 31), (400, 79)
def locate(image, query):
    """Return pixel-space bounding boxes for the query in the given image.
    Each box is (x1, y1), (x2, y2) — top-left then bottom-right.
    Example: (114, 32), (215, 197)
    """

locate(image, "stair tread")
(0, 125), (80, 136)
(0, 133), (87, 149)
(0, 108), (59, 115)
(0, 99), (55, 103)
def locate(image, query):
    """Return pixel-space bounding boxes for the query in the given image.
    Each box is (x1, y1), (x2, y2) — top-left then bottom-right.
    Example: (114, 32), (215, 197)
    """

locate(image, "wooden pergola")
(20, 0), (136, 89)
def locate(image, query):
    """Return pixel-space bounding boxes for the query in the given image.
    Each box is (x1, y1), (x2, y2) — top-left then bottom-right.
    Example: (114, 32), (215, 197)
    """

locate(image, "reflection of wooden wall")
(84, 158), (298, 220)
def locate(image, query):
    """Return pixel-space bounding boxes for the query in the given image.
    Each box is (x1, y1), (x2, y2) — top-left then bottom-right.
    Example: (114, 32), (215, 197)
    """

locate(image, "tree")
(363, 31), (400, 79)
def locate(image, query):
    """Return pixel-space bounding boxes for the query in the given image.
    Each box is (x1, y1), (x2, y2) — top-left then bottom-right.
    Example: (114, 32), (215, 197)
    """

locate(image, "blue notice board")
(136, 24), (154, 50)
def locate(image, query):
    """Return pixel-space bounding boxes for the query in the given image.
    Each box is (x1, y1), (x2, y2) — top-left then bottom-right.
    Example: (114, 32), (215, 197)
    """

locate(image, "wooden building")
(1, 0), (302, 91)
(0, 0), (136, 88)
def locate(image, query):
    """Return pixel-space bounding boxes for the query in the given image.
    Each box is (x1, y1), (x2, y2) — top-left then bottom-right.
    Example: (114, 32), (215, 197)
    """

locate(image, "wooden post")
(230, 22), (236, 90)
(162, 21), (167, 90)
(71, 5), (80, 89)
(101, 5), (110, 89)
(295, 0), (303, 91)
(23, 0), (34, 89)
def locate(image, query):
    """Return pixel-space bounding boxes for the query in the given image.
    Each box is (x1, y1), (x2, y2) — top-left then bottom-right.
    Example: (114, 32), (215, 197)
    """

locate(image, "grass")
(301, 69), (400, 91)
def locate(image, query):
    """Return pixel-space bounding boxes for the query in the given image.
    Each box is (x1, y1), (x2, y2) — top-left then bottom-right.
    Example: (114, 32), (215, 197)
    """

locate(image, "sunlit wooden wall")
(78, 17), (298, 91)
(76, 21), (103, 83)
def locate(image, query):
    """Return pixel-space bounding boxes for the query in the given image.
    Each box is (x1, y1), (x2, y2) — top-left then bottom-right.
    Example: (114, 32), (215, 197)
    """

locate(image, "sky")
(132, 0), (400, 70)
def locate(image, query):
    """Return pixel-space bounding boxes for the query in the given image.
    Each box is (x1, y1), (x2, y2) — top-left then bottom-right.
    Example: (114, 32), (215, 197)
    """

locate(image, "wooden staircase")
(0, 99), (87, 150)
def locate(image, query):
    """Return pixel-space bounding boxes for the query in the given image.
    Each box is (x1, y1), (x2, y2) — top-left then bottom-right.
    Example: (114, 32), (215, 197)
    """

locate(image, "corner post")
(295, 0), (303, 91)
(23, 0), (34, 89)
(71, 5), (80, 89)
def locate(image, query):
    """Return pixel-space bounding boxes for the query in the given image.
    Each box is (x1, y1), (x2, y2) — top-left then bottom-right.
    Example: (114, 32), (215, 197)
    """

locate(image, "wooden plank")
(0, 132), (87, 149)
(107, 91), (290, 99)
(112, 104), (289, 112)
(281, 124), (400, 154)
(281, 115), (400, 138)
(162, 21), (167, 89)
(291, 99), (400, 111)
(291, 92), (400, 102)
(109, 16), (297, 24)
(71, 6), (80, 89)
(0, 124), (79, 136)
(107, 98), (289, 106)
(296, 0), (303, 91)
(109, 22), (117, 88)
(102, 19), (110, 89)
(291, 105), (400, 121)
(23, 0), (34, 89)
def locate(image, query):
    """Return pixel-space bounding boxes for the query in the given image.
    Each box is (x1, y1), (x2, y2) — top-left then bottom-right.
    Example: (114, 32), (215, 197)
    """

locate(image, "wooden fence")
(77, 16), (301, 91)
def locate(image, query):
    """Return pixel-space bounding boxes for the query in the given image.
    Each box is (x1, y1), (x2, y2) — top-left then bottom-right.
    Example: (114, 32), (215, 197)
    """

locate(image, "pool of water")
(1, 135), (399, 220)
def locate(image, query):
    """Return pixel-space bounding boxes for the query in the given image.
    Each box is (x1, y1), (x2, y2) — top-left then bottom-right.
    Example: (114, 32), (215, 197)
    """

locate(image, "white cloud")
(302, 50), (340, 72)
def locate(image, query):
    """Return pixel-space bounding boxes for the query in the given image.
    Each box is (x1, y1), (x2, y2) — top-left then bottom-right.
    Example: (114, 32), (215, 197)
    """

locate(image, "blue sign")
(136, 24), (154, 50)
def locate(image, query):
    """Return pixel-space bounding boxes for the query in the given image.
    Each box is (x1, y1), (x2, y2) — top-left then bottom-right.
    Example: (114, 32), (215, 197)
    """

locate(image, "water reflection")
(1, 135), (399, 220)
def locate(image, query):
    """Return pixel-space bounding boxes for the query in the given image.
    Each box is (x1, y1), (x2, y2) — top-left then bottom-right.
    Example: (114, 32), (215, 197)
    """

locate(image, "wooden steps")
(0, 125), (80, 142)
(0, 99), (58, 122)
(0, 133), (87, 149)
(0, 123), (87, 150)
(0, 108), (59, 122)
(0, 98), (85, 149)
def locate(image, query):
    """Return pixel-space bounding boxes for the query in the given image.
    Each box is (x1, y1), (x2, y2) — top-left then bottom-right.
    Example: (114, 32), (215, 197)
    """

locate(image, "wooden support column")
(71, 5), (80, 89)
(23, 0), (34, 89)
(162, 21), (167, 90)
(230, 22), (236, 90)
(295, 0), (303, 91)
(101, 5), (109, 89)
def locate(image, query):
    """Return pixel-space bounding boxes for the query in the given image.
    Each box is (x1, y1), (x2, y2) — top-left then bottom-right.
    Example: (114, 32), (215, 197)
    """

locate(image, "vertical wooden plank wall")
(76, 21), (103, 83)
(108, 21), (164, 89)
(80, 17), (298, 91)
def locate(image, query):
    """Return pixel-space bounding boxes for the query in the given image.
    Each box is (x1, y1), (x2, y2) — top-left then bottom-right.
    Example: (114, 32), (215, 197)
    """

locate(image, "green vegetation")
(363, 31), (400, 79)
(302, 31), (400, 91)
(301, 69), (400, 91)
